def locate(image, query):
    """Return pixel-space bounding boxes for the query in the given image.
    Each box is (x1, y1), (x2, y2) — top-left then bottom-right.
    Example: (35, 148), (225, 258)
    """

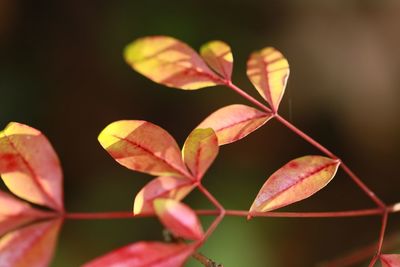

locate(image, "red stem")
(368, 210), (389, 266)
(62, 207), (393, 220)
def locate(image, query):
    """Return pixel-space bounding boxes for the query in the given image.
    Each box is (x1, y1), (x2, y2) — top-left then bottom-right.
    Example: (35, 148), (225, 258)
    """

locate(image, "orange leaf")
(124, 36), (222, 90)
(98, 120), (190, 178)
(200, 40), (233, 80)
(83, 241), (194, 267)
(197, 104), (273, 145)
(133, 176), (194, 215)
(0, 122), (64, 211)
(182, 128), (218, 180)
(250, 156), (340, 212)
(154, 198), (203, 240)
(247, 47), (289, 112)
(0, 191), (54, 236)
(0, 219), (62, 267)
(381, 254), (400, 267)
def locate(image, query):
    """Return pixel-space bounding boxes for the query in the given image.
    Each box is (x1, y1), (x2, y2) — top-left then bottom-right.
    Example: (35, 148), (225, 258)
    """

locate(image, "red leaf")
(182, 128), (218, 180)
(134, 176), (195, 215)
(124, 36), (222, 90)
(381, 254), (400, 267)
(197, 104), (272, 145)
(98, 120), (190, 178)
(247, 47), (289, 112)
(200, 40), (233, 80)
(154, 198), (203, 240)
(0, 191), (54, 236)
(0, 219), (62, 267)
(0, 122), (64, 211)
(83, 241), (195, 267)
(250, 156), (340, 212)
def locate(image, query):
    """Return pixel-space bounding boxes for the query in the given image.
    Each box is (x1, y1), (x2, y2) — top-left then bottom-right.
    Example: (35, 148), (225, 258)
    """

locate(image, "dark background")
(1, 1), (399, 266)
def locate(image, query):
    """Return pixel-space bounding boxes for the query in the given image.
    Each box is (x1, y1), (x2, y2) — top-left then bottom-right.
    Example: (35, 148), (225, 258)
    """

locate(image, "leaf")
(182, 128), (218, 180)
(124, 36), (222, 90)
(200, 40), (233, 80)
(0, 191), (53, 237)
(0, 122), (64, 211)
(83, 241), (195, 267)
(134, 176), (195, 215)
(197, 104), (273, 145)
(249, 156), (340, 212)
(0, 219), (62, 267)
(98, 120), (190, 178)
(154, 198), (203, 240)
(381, 254), (400, 267)
(247, 47), (289, 112)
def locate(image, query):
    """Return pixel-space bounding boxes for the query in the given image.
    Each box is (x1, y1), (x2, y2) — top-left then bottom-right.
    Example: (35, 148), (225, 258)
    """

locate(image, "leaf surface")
(134, 176), (194, 215)
(0, 191), (53, 236)
(124, 36), (222, 90)
(247, 47), (289, 112)
(182, 128), (218, 180)
(83, 241), (194, 267)
(154, 198), (203, 240)
(98, 120), (190, 178)
(200, 40), (233, 80)
(381, 254), (400, 267)
(197, 104), (272, 145)
(0, 219), (62, 267)
(0, 122), (63, 211)
(250, 156), (340, 212)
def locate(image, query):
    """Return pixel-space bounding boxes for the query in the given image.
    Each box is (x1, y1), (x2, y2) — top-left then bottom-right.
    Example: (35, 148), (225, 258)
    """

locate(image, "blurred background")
(1, 0), (400, 266)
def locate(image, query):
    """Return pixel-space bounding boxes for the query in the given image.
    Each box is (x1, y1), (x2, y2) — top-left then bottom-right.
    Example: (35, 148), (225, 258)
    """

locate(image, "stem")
(197, 184), (226, 242)
(368, 210), (389, 266)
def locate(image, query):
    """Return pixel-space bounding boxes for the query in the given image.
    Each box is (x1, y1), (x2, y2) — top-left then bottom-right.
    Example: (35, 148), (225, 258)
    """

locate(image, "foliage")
(0, 36), (398, 267)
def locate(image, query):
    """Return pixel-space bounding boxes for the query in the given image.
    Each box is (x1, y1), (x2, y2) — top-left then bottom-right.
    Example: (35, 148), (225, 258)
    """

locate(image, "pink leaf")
(0, 122), (64, 211)
(134, 176), (195, 215)
(0, 191), (54, 236)
(250, 156), (340, 212)
(0, 219), (62, 267)
(154, 198), (203, 240)
(83, 241), (195, 267)
(182, 128), (218, 180)
(98, 120), (190, 178)
(200, 40), (233, 80)
(381, 254), (400, 267)
(247, 47), (289, 112)
(197, 104), (273, 145)
(124, 36), (222, 90)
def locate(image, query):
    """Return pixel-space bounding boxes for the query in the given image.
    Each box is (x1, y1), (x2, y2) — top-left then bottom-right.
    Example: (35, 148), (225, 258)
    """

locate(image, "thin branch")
(368, 210), (389, 266)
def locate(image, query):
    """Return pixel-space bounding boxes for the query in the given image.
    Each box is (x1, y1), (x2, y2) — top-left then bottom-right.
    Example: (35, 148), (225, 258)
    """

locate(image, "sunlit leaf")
(134, 176), (195, 215)
(250, 156), (340, 212)
(247, 47), (289, 112)
(200, 40), (233, 80)
(98, 120), (190, 178)
(0, 191), (54, 236)
(182, 128), (218, 180)
(197, 104), (273, 145)
(124, 36), (222, 90)
(0, 219), (62, 267)
(154, 198), (203, 240)
(83, 241), (195, 267)
(381, 254), (400, 267)
(0, 122), (64, 211)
